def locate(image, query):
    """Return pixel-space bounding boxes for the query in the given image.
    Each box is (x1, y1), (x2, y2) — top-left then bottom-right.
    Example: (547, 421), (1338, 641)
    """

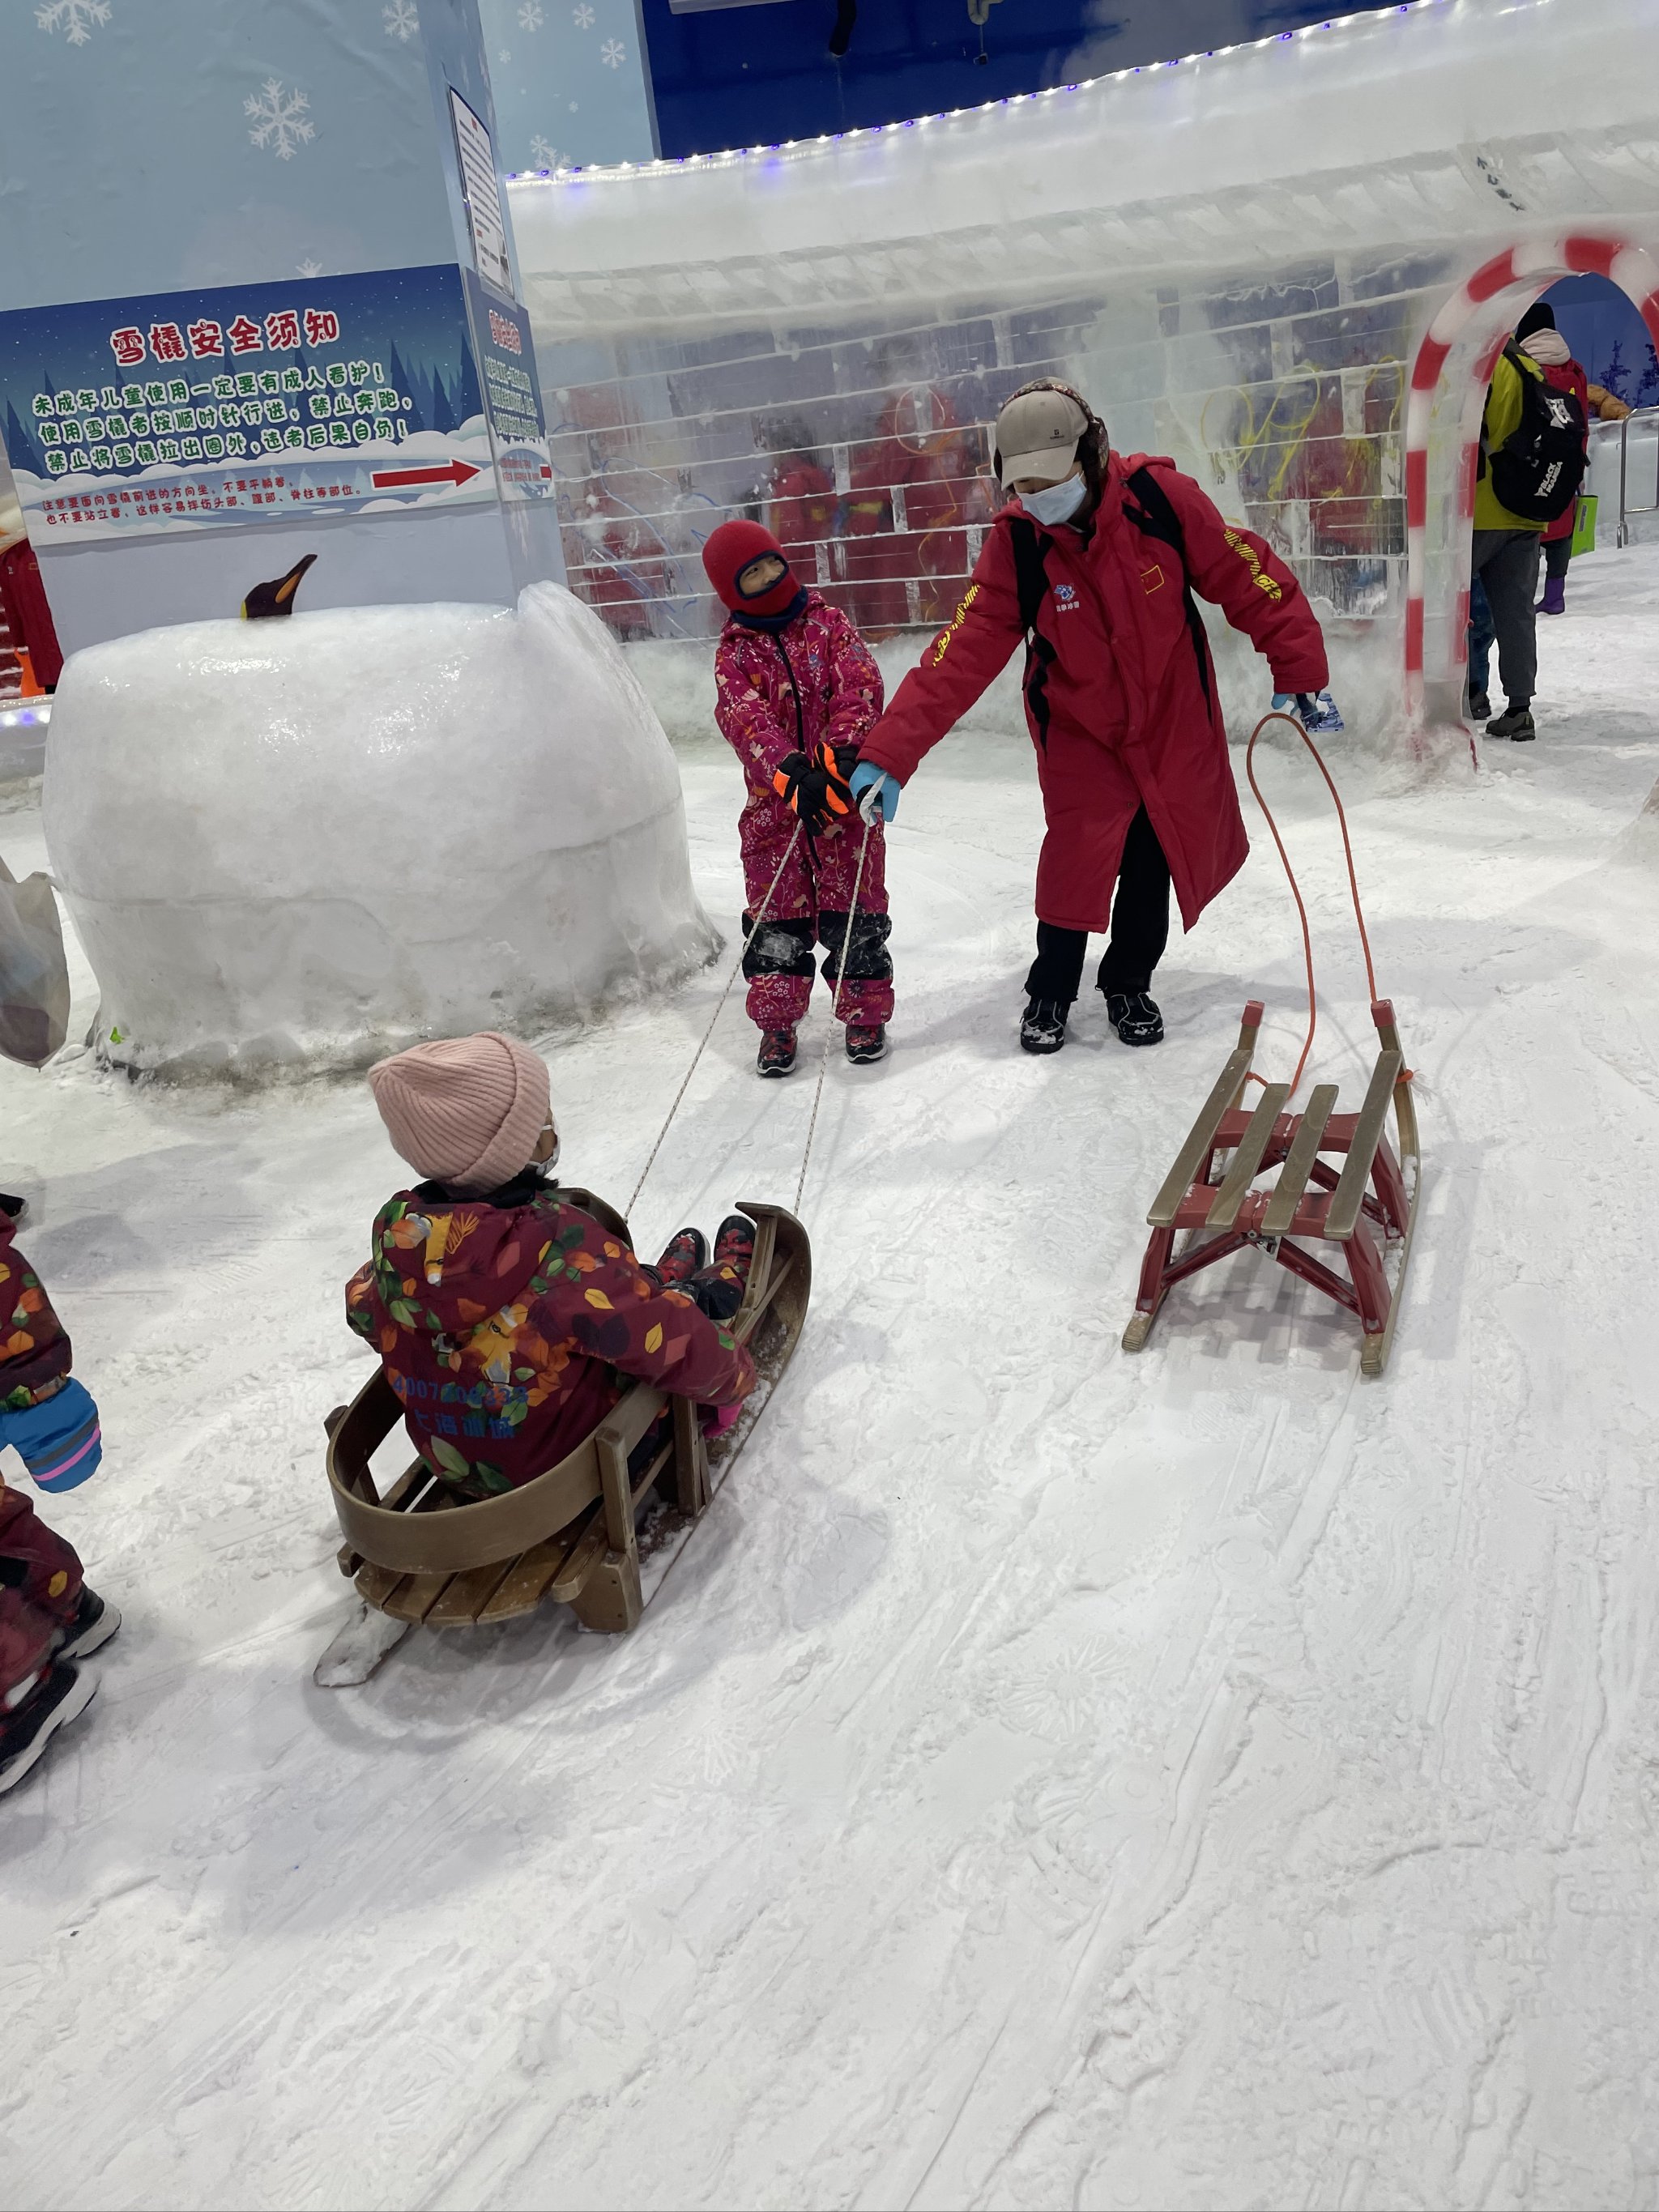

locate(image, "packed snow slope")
(5, 548), (1659, 2210)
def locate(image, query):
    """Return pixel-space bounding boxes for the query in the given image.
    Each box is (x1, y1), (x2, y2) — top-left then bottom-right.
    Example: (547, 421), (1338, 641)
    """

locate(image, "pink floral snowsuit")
(713, 591), (894, 1034)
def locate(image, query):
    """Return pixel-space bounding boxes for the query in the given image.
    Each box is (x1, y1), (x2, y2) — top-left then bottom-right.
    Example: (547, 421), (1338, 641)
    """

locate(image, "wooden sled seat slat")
(1148, 1044), (1256, 1226)
(423, 1559), (519, 1628)
(1324, 1050), (1402, 1241)
(1205, 1083), (1290, 1230)
(377, 1569), (454, 1624)
(1260, 1083), (1341, 1237)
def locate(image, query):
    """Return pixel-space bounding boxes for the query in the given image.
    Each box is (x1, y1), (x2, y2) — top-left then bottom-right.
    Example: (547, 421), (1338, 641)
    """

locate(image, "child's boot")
(1021, 997), (1069, 1055)
(653, 1229), (707, 1287)
(845, 1022), (889, 1064)
(0, 1661), (97, 1795)
(53, 1586), (120, 1663)
(757, 1029), (797, 1078)
(712, 1214), (756, 1287)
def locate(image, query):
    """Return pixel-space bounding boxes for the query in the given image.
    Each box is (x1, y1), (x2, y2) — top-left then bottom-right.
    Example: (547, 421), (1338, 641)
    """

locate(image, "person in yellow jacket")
(1471, 347), (1551, 742)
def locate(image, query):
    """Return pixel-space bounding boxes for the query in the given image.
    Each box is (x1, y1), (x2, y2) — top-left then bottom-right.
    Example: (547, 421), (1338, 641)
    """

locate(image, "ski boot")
(1106, 991), (1164, 1046)
(757, 1029), (797, 1078)
(845, 1023), (889, 1064)
(1021, 997), (1069, 1055)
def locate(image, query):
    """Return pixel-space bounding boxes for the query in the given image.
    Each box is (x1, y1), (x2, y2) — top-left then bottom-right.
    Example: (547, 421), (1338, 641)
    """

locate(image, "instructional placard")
(449, 91), (514, 300)
(0, 266), (493, 542)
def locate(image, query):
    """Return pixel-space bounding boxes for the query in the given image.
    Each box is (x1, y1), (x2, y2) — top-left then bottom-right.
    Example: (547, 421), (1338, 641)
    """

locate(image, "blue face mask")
(1020, 474), (1088, 527)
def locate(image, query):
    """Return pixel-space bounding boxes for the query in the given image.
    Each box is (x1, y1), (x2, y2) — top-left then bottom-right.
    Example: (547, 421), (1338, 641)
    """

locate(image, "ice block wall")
(43, 586), (717, 1076)
(510, 0), (1659, 735)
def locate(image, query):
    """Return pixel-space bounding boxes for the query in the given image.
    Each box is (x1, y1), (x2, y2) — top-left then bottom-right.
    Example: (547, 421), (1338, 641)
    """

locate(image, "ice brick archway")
(1405, 237), (1659, 736)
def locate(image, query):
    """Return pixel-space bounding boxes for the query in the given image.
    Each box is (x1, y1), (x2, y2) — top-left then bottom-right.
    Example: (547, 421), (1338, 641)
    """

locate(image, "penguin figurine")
(241, 552), (317, 620)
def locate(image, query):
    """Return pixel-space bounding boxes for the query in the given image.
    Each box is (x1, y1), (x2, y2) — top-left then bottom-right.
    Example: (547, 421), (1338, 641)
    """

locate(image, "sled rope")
(1244, 709), (1402, 1101)
(794, 812), (876, 1213)
(626, 825), (804, 1220)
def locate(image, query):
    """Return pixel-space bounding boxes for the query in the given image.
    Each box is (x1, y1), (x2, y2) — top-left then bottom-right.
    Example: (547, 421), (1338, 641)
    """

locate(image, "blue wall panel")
(638, 0), (1405, 160)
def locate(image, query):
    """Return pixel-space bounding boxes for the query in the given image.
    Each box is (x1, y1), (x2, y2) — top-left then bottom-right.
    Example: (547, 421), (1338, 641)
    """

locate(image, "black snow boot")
(0, 1193), (25, 1225)
(652, 1228), (706, 1288)
(757, 1029), (797, 1078)
(53, 1587), (121, 1663)
(845, 1022), (889, 1064)
(1021, 997), (1069, 1055)
(1486, 704), (1535, 742)
(0, 1662), (97, 1796)
(1106, 991), (1165, 1046)
(1468, 691), (1490, 722)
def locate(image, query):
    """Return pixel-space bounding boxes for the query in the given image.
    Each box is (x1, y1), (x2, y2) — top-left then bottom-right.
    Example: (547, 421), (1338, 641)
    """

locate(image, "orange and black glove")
(772, 748), (855, 839)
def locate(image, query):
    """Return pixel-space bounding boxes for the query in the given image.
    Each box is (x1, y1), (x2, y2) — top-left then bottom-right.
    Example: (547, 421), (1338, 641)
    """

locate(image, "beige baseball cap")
(995, 387), (1090, 484)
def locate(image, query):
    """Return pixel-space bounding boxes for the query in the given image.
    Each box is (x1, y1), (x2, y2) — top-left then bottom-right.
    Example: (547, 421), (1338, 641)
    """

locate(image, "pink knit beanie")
(367, 1031), (551, 1196)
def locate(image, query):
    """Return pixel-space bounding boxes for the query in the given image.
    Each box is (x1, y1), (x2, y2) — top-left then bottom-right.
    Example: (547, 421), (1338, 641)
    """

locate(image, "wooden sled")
(1123, 999), (1420, 1376)
(315, 1192), (810, 1683)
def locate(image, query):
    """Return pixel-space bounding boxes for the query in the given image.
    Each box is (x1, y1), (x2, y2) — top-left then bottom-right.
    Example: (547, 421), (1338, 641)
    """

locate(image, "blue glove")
(1272, 690), (1345, 735)
(848, 761), (901, 824)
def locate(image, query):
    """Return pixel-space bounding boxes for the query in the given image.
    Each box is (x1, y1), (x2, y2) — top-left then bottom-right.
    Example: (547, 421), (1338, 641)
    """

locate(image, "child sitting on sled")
(349, 1031), (757, 1500)
(702, 518), (894, 1078)
(0, 1208), (120, 1795)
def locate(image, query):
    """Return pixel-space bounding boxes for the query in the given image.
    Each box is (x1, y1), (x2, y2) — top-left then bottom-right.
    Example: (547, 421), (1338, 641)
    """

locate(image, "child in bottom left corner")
(0, 1205), (121, 1796)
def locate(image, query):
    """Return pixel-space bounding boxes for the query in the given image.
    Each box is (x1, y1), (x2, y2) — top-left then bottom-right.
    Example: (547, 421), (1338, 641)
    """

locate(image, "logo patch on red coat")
(1141, 564), (1164, 593)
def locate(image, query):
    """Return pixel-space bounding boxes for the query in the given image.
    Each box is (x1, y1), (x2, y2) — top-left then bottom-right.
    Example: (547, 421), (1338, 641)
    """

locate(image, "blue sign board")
(0, 263), (495, 542)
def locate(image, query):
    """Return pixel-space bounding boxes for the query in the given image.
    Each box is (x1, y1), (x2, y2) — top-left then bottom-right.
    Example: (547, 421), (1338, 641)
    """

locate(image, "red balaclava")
(701, 518), (801, 618)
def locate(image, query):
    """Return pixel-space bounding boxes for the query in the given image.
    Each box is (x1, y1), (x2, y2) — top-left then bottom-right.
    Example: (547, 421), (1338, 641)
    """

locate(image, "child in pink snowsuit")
(702, 518), (893, 1076)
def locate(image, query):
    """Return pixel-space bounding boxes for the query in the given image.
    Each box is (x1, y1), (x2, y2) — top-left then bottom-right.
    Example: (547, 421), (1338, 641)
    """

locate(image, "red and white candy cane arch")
(1404, 236), (1659, 731)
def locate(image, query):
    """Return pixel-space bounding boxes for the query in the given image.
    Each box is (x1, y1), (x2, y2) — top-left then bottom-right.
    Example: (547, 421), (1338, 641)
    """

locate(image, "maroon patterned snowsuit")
(712, 592), (893, 1033)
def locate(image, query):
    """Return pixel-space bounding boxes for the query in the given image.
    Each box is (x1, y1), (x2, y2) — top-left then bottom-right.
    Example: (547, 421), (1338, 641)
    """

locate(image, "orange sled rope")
(1122, 710), (1422, 1377)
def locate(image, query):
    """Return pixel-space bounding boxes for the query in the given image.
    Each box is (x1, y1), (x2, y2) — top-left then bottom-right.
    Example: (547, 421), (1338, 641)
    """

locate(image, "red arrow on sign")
(369, 459), (483, 491)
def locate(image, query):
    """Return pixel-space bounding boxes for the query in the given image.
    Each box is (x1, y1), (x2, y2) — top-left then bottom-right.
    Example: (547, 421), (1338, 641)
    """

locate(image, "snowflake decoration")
(295, 257), (323, 279)
(572, 2), (595, 23)
(36, 0), (111, 44)
(529, 134), (565, 168)
(599, 36), (625, 66)
(518, 0), (544, 28)
(245, 79), (314, 160)
(382, 0), (418, 40)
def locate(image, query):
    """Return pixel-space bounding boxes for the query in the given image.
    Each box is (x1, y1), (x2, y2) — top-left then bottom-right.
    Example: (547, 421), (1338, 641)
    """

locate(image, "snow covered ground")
(4, 545), (1659, 2211)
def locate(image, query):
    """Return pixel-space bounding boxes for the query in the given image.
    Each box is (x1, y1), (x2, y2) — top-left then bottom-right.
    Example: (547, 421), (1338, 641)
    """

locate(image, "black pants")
(1469, 528), (1541, 708)
(1543, 533), (1572, 582)
(1024, 805), (1171, 1004)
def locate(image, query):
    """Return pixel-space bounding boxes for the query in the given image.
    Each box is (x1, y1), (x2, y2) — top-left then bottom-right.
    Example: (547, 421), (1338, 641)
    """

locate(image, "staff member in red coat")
(849, 381), (1337, 1055)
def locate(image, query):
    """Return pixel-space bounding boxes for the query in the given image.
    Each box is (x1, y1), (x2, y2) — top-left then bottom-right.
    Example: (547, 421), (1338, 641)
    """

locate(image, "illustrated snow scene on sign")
(0, 264), (510, 543)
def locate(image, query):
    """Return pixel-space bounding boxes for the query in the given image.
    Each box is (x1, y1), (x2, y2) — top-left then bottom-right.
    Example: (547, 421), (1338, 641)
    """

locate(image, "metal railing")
(1590, 404), (1659, 547)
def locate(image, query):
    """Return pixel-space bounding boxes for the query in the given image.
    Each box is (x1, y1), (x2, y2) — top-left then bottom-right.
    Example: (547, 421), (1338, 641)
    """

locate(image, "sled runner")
(1123, 998), (1420, 1375)
(315, 1191), (810, 1686)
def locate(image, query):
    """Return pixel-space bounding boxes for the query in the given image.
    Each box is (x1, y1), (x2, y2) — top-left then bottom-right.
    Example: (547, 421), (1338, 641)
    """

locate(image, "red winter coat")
(0, 1214), (73, 1412)
(347, 1179), (755, 1494)
(859, 452), (1328, 935)
(713, 590), (884, 794)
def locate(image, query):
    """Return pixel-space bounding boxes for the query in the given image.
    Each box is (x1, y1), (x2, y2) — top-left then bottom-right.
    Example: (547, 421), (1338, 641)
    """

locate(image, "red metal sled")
(1123, 997), (1421, 1376)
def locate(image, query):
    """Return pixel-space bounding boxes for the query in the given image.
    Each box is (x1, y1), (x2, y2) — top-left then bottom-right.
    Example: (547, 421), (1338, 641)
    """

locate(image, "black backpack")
(1007, 464), (1212, 749)
(1483, 343), (1586, 523)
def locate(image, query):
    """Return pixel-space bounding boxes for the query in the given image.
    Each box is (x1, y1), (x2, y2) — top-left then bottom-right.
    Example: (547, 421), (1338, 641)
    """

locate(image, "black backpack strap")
(1122, 463), (1212, 711)
(1007, 515), (1059, 751)
(1008, 515), (1051, 635)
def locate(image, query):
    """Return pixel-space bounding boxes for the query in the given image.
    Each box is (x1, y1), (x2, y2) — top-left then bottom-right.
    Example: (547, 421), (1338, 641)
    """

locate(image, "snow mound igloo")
(44, 584), (718, 1076)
